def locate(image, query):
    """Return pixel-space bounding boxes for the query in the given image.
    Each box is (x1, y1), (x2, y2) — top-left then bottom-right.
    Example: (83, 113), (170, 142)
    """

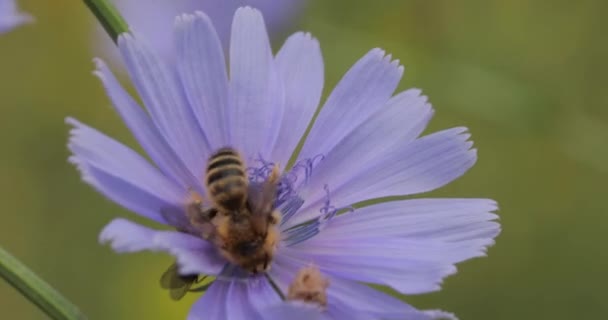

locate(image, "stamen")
(247, 154), (277, 183)
(283, 185), (353, 246)
(237, 155), (348, 248)
(286, 154), (324, 187)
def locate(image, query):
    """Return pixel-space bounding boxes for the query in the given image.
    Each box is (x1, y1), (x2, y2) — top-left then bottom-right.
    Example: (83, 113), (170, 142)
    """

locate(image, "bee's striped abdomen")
(206, 148), (248, 211)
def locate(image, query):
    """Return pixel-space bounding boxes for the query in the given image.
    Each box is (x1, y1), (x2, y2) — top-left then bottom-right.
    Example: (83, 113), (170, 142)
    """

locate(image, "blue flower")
(0, 0), (32, 34)
(95, 0), (305, 64)
(69, 7), (500, 319)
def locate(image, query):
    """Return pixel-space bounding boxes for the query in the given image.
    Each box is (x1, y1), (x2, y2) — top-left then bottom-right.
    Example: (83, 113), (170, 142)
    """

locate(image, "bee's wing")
(160, 263), (197, 301)
(169, 283), (193, 301)
(248, 179), (277, 217)
(249, 164), (280, 215)
(160, 263), (183, 289)
(160, 206), (196, 233)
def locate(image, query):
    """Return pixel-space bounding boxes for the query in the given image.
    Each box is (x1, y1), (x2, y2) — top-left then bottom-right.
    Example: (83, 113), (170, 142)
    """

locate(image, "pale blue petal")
(289, 127), (477, 227)
(97, 0), (304, 65)
(67, 118), (183, 223)
(100, 219), (225, 275)
(271, 32), (324, 166)
(319, 199), (500, 241)
(422, 310), (459, 320)
(298, 48), (403, 162)
(227, 7), (284, 161)
(153, 232), (226, 275)
(118, 33), (209, 177)
(262, 303), (322, 320)
(278, 244), (455, 295)
(293, 89), (432, 222)
(98, 218), (157, 252)
(92, 58), (202, 191)
(188, 277), (280, 320)
(175, 12), (230, 149)
(188, 281), (229, 320)
(270, 259), (448, 319)
(327, 277), (437, 319)
(246, 277), (283, 315)
(223, 278), (281, 320)
(0, 0), (32, 34)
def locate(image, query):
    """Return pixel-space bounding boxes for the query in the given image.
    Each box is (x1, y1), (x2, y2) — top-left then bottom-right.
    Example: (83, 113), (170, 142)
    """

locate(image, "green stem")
(0, 246), (87, 320)
(83, 0), (129, 43)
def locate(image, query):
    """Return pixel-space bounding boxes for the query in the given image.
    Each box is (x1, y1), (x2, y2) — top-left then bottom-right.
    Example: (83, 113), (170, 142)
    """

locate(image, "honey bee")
(287, 265), (330, 308)
(187, 147), (282, 274)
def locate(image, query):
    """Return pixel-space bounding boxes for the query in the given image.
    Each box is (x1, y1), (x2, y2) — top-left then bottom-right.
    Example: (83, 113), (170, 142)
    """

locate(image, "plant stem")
(0, 246), (87, 320)
(82, 0), (129, 43)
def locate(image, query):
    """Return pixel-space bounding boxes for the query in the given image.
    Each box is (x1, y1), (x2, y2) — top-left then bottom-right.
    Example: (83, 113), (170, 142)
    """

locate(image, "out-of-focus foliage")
(0, 0), (606, 319)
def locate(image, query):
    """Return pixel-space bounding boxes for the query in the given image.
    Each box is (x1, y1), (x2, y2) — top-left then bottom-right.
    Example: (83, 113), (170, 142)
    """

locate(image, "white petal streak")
(228, 7), (284, 160)
(118, 33), (208, 176)
(67, 118), (182, 223)
(92, 58), (201, 190)
(271, 32), (324, 166)
(175, 12), (230, 149)
(298, 48), (403, 161)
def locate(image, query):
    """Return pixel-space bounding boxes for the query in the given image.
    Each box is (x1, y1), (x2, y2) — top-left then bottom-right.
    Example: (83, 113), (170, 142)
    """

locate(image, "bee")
(187, 147), (282, 274)
(287, 265), (330, 308)
(159, 263), (210, 300)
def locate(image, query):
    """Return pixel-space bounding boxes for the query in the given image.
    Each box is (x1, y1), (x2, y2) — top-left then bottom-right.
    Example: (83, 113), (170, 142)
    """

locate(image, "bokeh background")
(1, 0), (607, 319)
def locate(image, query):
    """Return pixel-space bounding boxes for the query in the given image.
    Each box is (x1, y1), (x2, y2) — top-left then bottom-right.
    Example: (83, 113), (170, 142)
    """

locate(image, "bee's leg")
(268, 210), (282, 225)
(267, 163), (281, 185)
(185, 191), (219, 238)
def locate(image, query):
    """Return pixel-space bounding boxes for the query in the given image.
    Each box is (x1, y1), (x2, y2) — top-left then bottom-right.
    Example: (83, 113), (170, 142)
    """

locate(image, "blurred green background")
(1, 0), (607, 319)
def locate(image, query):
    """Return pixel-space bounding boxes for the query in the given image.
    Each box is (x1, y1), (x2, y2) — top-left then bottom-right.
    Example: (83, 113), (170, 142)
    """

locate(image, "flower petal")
(270, 260), (449, 319)
(0, 0), (33, 34)
(262, 303), (322, 320)
(290, 127), (477, 227)
(153, 232), (226, 275)
(67, 118), (183, 223)
(98, 218), (157, 252)
(297, 89), (432, 214)
(281, 243), (456, 294)
(227, 7), (284, 161)
(92, 58), (202, 191)
(319, 199), (500, 241)
(100, 219), (225, 275)
(328, 277), (451, 320)
(271, 32), (324, 166)
(187, 277), (281, 320)
(187, 280), (229, 320)
(175, 12), (230, 149)
(300, 226), (496, 300)
(118, 33), (209, 177)
(298, 48), (403, 162)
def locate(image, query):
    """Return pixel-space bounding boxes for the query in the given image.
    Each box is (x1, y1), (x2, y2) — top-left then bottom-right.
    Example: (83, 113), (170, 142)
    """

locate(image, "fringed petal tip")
(98, 218), (156, 253)
(423, 309), (459, 320)
(174, 10), (214, 28)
